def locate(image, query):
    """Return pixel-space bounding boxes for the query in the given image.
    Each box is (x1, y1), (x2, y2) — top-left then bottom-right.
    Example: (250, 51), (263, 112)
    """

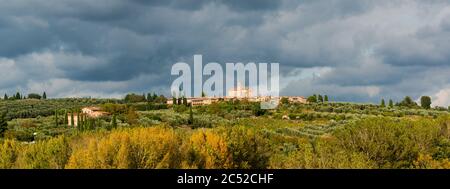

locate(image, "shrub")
(0, 139), (21, 168)
(16, 136), (70, 169)
(67, 126), (183, 169)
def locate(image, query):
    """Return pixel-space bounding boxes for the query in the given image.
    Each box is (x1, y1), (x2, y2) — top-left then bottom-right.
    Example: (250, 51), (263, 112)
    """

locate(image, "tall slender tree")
(147, 93), (152, 102)
(188, 103), (194, 125)
(388, 99), (394, 108)
(318, 95), (324, 103)
(71, 111), (75, 127)
(42, 92), (47, 99)
(4, 94), (7, 100)
(76, 111), (80, 127)
(111, 114), (117, 129)
(324, 95), (329, 102)
(63, 110), (68, 125)
(381, 99), (386, 107)
(183, 97), (188, 106)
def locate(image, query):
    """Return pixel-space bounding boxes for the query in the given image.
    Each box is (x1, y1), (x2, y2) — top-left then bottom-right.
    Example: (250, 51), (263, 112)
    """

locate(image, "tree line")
(380, 96), (438, 110)
(124, 92), (167, 103)
(306, 94), (329, 103)
(3, 92), (47, 100)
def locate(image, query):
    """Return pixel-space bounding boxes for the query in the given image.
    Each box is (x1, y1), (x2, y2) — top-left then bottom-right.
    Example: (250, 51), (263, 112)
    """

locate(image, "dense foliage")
(1, 97), (450, 169)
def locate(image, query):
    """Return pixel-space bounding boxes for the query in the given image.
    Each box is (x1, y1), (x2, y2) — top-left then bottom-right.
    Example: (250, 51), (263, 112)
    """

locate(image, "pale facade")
(167, 96), (307, 107)
(82, 107), (108, 118)
(67, 113), (79, 127)
(228, 83), (253, 98)
(167, 83), (307, 106)
(284, 96), (307, 104)
(67, 107), (109, 127)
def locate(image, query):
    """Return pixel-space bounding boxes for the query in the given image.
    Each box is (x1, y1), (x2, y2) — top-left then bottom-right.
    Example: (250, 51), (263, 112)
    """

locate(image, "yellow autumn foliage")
(66, 126), (182, 169)
(184, 129), (232, 168)
(0, 139), (21, 168)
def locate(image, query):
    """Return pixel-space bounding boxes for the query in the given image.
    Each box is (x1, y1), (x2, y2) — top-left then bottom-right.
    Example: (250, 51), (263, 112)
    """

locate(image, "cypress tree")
(78, 114), (84, 131)
(388, 99), (394, 108)
(318, 95), (324, 103)
(42, 92), (47, 99)
(83, 114), (87, 130)
(147, 93), (152, 102)
(188, 104), (194, 125)
(77, 112), (80, 127)
(71, 111), (75, 127)
(4, 94), (7, 100)
(381, 99), (386, 107)
(324, 95), (329, 102)
(111, 114), (117, 129)
(183, 97), (188, 106)
(63, 110), (68, 125)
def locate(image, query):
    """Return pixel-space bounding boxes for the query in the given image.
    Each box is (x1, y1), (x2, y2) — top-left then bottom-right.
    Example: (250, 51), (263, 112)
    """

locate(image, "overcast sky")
(1, 0), (450, 106)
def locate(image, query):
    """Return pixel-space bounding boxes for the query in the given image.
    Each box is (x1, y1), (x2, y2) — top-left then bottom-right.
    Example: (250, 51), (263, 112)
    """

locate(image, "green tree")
(188, 104), (194, 125)
(307, 95), (317, 103)
(15, 92), (21, 100)
(78, 114), (85, 131)
(126, 107), (138, 125)
(111, 114), (118, 129)
(177, 98), (182, 105)
(76, 112), (80, 128)
(318, 95), (323, 103)
(157, 95), (167, 104)
(63, 110), (68, 125)
(183, 97), (188, 106)
(201, 91), (206, 97)
(124, 93), (146, 103)
(399, 96), (417, 108)
(324, 95), (329, 102)
(420, 96), (432, 109)
(3, 94), (7, 100)
(147, 93), (153, 102)
(42, 92), (47, 99)
(28, 93), (42, 99)
(71, 111), (75, 127)
(389, 99), (394, 108)
(280, 97), (289, 104)
(0, 111), (8, 137)
(252, 103), (268, 116)
(381, 99), (386, 107)
(172, 97), (177, 105)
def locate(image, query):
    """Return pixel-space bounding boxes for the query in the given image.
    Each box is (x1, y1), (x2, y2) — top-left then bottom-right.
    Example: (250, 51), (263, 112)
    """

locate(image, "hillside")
(0, 99), (450, 168)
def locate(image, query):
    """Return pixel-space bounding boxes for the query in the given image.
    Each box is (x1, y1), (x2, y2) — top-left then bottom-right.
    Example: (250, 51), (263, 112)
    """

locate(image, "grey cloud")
(0, 0), (450, 105)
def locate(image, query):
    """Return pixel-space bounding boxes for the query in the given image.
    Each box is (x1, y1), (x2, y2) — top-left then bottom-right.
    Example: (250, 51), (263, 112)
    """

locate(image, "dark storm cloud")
(1, 0), (450, 105)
